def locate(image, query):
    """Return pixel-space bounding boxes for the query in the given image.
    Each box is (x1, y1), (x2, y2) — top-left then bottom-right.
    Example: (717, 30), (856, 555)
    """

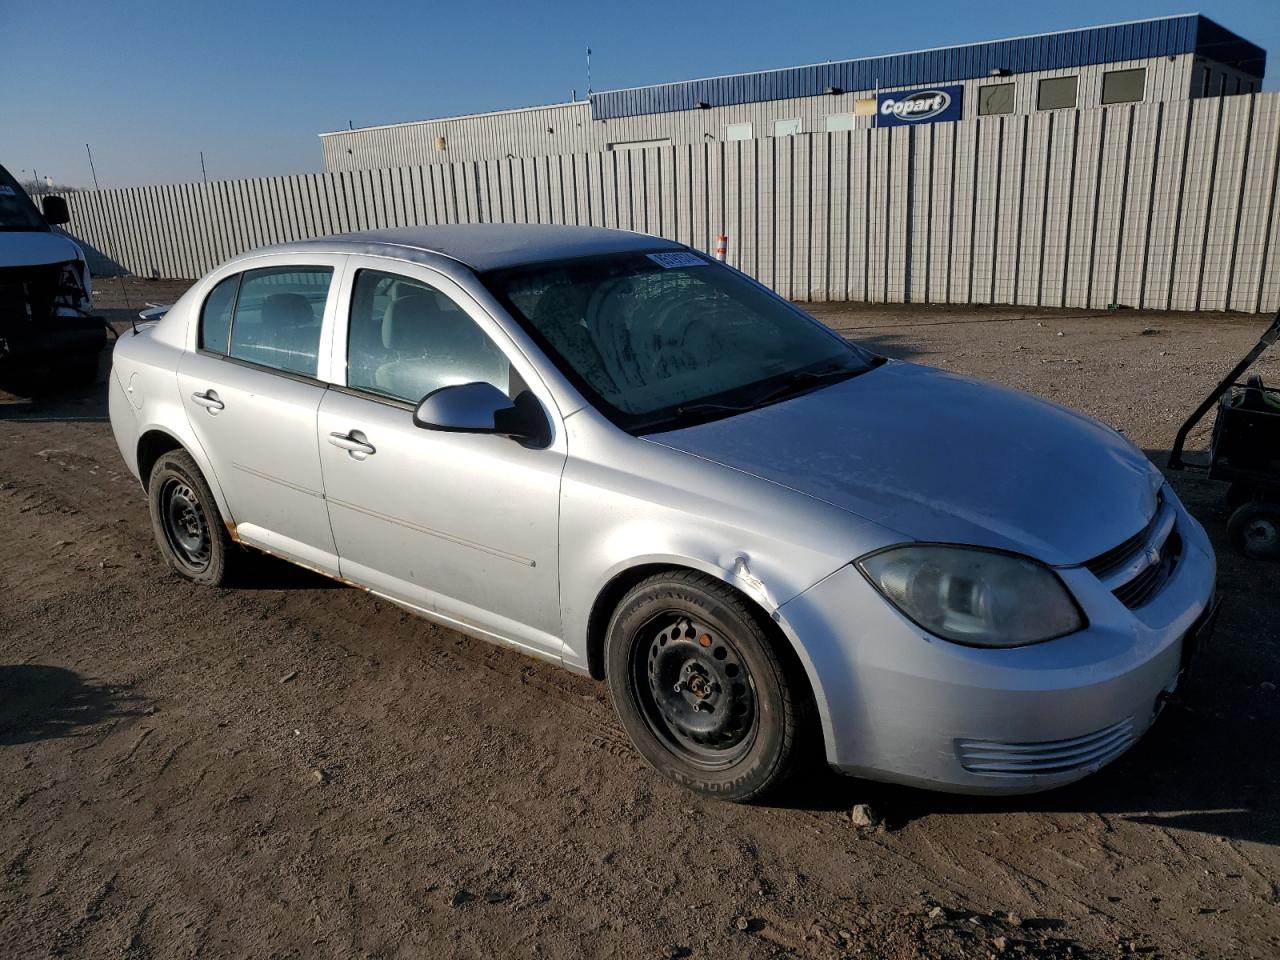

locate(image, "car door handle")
(328, 431), (376, 456)
(191, 390), (224, 412)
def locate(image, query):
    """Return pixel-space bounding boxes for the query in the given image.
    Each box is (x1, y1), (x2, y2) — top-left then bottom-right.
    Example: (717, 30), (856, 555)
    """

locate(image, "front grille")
(0, 261), (66, 323)
(956, 718), (1135, 777)
(1112, 532), (1182, 608)
(1083, 491), (1180, 609)
(1084, 490), (1164, 579)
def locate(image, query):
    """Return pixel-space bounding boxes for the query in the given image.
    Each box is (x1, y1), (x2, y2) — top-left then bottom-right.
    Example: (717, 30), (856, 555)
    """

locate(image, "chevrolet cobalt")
(108, 225), (1217, 801)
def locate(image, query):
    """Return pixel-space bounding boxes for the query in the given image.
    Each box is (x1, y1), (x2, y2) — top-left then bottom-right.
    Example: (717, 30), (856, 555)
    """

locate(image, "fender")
(573, 550), (844, 765)
(134, 414), (237, 531)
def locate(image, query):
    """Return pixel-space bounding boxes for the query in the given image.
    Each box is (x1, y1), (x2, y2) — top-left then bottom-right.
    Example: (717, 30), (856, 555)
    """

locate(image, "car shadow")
(0, 665), (144, 746)
(778, 454), (1280, 847)
(227, 549), (344, 591)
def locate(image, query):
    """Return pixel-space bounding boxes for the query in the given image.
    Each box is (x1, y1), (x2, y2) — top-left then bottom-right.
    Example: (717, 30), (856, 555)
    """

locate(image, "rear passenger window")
(228, 267), (332, 377)
(346, 269), (509, 404)
(199, 275), (238, 354)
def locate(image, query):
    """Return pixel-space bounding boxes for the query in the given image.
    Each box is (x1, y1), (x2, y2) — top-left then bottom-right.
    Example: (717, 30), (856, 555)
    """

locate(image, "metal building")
(321, 14), (1264, 172)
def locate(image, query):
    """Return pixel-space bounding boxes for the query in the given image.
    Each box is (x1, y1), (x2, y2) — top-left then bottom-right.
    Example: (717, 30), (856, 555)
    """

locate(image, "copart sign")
(876, 85), (963, 126)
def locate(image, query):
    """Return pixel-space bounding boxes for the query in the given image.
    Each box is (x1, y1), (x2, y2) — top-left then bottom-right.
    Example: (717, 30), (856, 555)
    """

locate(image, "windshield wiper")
(674, 399), (757, 417)
(632, 360), (883, 435)
(748, 363), (871, 408)
(629, 398), (756, 434)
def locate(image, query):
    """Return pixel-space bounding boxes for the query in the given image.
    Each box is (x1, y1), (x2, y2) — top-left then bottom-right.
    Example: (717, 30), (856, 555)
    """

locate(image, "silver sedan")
(108, 225), (1218, 802)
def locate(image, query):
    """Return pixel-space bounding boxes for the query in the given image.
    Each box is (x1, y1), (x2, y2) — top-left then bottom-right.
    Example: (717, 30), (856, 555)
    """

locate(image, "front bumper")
(778, 496), (1218, 795)
(0, 312), (107, 361)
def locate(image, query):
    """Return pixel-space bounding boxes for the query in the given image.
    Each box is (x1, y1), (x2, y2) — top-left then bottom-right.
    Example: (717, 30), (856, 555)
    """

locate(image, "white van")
(0, 164), (106, 382)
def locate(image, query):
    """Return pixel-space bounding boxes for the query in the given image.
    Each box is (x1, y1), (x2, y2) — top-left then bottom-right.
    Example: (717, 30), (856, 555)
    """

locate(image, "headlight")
(56, 261), (87, 299)
(857, 545), (1085, 647)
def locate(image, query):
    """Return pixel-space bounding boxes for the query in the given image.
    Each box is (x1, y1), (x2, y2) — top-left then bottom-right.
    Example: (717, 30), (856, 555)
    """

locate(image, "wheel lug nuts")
(673, 681), (683, 693)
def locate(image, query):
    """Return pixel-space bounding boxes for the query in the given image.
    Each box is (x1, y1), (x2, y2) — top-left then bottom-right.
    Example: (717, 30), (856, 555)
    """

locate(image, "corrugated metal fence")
(57, 93), (1280, 312)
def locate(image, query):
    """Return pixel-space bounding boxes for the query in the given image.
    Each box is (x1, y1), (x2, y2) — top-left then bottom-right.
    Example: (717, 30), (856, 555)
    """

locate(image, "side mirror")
(413, 382), (550, 447)
(41, 195), (70, 226)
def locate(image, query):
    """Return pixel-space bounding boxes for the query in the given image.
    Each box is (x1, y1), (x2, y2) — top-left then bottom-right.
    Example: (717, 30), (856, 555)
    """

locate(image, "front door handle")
(191, 389), (224, 413)
(328, 431), (376, 458)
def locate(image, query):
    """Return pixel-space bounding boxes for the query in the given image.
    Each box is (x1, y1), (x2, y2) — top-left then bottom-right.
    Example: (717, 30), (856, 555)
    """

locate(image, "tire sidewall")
(147, 452), (227, 585)
(605, 577), (792, 800)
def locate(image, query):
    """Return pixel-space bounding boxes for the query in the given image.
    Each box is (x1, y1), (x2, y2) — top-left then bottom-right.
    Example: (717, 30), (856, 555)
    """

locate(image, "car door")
(316, 258), (568, 660)
(177, 256), (344, 574)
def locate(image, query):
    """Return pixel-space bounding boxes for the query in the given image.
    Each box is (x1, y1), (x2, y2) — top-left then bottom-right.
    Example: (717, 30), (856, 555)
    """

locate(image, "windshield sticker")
(646, 251), (709, 269)
(0, 186), (15, 196)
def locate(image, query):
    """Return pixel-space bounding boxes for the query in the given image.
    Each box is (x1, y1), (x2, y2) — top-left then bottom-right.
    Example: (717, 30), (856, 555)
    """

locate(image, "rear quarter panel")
(109, 315), (235, 525)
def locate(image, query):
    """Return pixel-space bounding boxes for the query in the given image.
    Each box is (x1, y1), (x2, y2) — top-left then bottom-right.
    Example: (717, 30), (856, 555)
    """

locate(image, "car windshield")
(483, 251), (877, 433)
(0, 166), (47, 232)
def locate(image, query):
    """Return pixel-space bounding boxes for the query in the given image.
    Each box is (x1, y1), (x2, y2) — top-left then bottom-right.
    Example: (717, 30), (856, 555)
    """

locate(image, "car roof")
(254, 224), (685, 273)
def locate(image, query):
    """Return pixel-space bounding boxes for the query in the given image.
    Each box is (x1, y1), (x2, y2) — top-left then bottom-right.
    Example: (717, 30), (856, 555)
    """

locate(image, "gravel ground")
(2, 281), (1278, 960)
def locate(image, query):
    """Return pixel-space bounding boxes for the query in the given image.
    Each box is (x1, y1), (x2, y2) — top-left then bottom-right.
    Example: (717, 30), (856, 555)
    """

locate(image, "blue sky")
(4, 0), (1275, 188)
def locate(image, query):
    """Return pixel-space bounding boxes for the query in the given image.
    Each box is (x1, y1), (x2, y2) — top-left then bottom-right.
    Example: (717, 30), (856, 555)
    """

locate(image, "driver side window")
(346, 269), (510, 404)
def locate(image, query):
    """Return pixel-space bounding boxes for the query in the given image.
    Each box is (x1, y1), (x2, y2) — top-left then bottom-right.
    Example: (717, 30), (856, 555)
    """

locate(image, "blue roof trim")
(590, 15), (1265, 120)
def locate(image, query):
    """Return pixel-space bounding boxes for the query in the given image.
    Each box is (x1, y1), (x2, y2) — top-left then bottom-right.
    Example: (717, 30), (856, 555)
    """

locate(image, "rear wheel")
(1228, 501), (1280, 560)
(604, 571), (808, 802)
(147, 450), (234, 585)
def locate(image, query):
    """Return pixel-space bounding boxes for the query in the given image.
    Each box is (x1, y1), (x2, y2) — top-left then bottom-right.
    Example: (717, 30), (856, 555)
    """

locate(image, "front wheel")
(604, 571), (809, 802)
(147, 450), (235, 585)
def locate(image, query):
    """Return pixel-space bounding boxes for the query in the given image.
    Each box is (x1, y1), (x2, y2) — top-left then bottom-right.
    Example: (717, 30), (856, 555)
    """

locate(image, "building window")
(1216, 72), (1227, 96)
(1100, 68), (1146, 105)
(725, 122), (752, 141)
(824, 113), (855, 133)
(1199, 65), (1212, 97)
(978, 83), (1015, 115)
(1037, 76), (1078, 111)
(773, 118), (802, 137)
(1234, 77), (1242, 95)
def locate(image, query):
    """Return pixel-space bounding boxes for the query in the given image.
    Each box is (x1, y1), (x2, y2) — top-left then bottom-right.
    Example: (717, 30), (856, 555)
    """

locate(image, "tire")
(147, 450), (234, 586)
(1227, 501), (1280, 561)
(604, 570), (809, 802)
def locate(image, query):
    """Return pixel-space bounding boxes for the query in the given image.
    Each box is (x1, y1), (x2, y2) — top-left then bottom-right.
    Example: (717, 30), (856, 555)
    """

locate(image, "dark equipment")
(1169, 311), (1280, 559)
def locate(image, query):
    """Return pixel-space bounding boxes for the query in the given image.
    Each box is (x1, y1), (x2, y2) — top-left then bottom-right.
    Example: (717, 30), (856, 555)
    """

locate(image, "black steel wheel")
(1228, 501), (1280, 560)
(159, 477), (212, 571)
(605, 570), (811, 802)
(634, 612), (758, 769)
(147, 449), (234, 585)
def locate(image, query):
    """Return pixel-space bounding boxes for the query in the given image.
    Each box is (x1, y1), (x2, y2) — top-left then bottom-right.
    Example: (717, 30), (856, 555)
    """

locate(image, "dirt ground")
(2, 281), (1278, 960)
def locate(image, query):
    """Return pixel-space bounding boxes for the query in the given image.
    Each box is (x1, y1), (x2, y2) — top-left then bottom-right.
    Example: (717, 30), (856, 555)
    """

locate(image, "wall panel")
(51, 94), (1280, 314)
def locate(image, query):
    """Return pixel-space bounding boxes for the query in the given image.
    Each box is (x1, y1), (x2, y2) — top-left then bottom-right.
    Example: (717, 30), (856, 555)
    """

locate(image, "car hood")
(0, 229), (82, 269)
(648, 362), (1161, 566)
